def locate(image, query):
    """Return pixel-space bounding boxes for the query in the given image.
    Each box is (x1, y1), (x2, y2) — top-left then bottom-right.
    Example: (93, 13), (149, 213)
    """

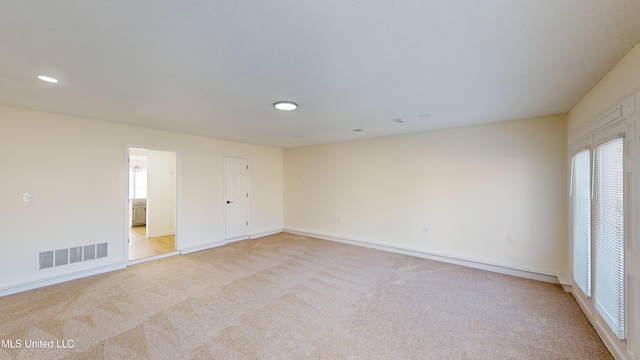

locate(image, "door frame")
(223, 154), (249, 242)
(123, 145), (181, 263)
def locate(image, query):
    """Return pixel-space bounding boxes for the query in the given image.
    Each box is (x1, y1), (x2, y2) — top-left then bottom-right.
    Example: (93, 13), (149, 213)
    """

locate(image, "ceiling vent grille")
(38, 242), (108, 270)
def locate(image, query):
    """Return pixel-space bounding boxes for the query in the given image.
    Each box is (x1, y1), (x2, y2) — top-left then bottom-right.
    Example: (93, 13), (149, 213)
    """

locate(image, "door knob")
(227, 201), (233, 204)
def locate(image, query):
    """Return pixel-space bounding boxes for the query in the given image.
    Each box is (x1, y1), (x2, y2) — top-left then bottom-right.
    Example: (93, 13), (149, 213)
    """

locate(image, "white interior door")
(225, 156), (248, 240)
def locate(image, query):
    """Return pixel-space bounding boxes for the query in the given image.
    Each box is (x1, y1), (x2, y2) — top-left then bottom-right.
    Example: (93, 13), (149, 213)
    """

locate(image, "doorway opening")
(127, 147), (178, 262)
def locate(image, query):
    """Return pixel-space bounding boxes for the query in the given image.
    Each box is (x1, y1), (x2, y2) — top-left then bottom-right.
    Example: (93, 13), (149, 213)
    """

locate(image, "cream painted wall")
(0, 104), (283, 290)
(146, 149), (176, 237)
(284, 115), (568, 276)
(569, 41), (640, 131)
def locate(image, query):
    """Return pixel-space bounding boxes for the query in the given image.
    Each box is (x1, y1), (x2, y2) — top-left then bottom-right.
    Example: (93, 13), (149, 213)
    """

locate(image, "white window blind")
(572, 150), (591, 297)
(593, 137), (625, 339)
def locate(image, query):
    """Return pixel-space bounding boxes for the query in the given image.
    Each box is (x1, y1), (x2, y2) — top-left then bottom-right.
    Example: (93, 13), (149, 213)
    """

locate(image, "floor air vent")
(38, 242), (108, 270)
(55, 249), (69, 266)
(84, 244), (95, 261)
(70, 246), (82, 264)
(39, 251), (54, 270)
(97, 243), (108, 258)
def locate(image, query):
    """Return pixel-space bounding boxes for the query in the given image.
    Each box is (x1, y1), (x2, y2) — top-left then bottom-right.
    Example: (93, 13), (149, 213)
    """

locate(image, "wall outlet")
(452, 230), (459, 238)
(507, 235), (514, 244)
(422, 226), (430, 234)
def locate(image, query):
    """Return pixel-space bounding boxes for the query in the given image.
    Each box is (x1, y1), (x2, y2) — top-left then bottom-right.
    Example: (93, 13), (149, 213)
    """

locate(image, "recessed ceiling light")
(274, 101), (297, 111)
(38, 75), (58, 83)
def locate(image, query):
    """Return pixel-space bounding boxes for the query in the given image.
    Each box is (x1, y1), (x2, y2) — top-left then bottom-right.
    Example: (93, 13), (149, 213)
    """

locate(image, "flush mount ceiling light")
(37, 75), (58, 83)
(274, 101), (297, 111)
(394, 118), (406, 123)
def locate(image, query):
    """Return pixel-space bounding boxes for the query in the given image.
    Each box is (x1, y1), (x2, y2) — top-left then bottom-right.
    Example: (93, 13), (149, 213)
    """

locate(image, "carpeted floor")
(0, 232), (612, 359)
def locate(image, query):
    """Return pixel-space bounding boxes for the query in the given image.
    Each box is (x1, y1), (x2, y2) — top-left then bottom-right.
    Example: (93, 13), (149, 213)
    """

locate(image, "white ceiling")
(1, 1), (640, 148)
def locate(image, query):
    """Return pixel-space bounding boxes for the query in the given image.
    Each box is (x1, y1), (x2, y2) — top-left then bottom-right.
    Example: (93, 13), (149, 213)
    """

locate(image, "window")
(569, 91), (639, 359)
(593, 137), (625, 339)
(571, 137), (625, 340)
(571, 149), (591, 297)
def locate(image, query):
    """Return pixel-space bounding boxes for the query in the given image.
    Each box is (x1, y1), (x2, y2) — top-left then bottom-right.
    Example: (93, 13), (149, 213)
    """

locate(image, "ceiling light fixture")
(38, 75), (58, 83)
(274, 101), (297, 111)
(394, 118), (406, 123)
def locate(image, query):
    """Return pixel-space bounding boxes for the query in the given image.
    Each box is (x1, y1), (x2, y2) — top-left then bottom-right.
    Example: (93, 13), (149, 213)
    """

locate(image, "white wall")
(0, 104), (283, 291)
(284, 115), (568, 277)
(146, 149), (176, 237)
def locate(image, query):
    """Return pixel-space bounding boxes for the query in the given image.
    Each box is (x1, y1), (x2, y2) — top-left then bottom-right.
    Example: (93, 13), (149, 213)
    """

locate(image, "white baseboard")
(225, 235), (249, 243)
(557, 274), (571, 285)
(128, 251), (180, 266)
(250, 229), (283, 239)
(0, 262), (127, 298)
(556, 274), (572, 292)
(147, 231), (175, 238)
(183, 229), (284, 252)
(1, 228), (562, 301)
(180, 240), (227, 255)
(572, 288), (629, 360)
(560, 283), (573, 293)
(285, 229), (563, 284)
(179, 229), (283, 255)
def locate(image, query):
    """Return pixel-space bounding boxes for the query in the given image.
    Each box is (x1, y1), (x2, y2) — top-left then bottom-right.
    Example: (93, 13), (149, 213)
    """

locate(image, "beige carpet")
(0, 232), (612, 359)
